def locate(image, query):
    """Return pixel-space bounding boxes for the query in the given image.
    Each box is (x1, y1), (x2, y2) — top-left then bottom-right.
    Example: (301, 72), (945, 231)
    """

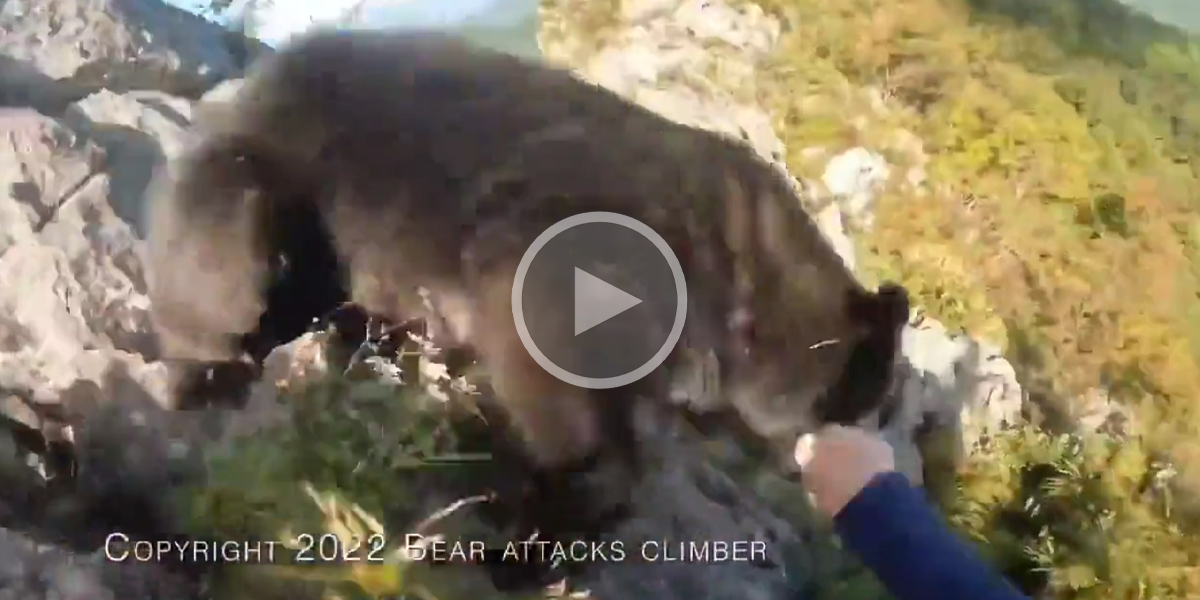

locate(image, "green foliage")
(943, 426), (1200, 598)
(183, 368), (495, 600)
(187, 376), (460, 538)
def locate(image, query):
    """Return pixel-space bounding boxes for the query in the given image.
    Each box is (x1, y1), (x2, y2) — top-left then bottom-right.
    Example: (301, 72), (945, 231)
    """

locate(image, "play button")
(512, 212), (688, 390)
(574, 268), (643, 335)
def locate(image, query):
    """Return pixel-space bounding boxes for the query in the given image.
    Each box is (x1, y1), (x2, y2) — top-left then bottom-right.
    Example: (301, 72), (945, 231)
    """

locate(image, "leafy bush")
(181, 351), (503, 600)
(943, 425), (1200, 598)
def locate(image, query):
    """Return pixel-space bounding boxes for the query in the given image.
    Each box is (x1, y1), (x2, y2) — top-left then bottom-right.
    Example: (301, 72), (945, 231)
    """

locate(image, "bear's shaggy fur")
(143, 29), (910, 583)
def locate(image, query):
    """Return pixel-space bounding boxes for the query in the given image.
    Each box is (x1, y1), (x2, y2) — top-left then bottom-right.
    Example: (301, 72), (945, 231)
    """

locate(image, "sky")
(1122, 0), (1200, 33)
(162, 0), (1194, 64)
(166, 0), (540, 48)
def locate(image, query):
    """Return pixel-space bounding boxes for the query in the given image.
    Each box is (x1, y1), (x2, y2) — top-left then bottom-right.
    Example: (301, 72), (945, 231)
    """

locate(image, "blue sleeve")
(833, 471), (1031, 600)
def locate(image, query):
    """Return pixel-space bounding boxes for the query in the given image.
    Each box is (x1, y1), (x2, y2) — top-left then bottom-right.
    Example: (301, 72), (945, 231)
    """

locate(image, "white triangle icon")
(574, 267), (643, 335)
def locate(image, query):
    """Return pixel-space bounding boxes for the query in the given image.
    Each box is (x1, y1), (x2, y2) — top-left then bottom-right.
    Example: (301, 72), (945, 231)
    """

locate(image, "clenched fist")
(795, 425), (897, 518)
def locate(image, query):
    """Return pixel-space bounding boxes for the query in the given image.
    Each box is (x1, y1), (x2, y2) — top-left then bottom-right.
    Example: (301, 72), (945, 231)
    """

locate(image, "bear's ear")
(845, 281), (910, 329)
(812, 283), (910, 426)
(876, 282), (911, 327)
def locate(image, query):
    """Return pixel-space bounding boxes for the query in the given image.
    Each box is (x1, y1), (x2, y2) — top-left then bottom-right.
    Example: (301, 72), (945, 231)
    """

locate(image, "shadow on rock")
(61, 109), (164, 238)
(36, 361), (207, 553)
(0, 55), (102, 116)
(135, 95), (192, 129)
(109, 0), (270, 98)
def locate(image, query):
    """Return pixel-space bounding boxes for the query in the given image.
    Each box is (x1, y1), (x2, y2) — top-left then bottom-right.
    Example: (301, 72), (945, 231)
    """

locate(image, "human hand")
(794, 425), (896, 518)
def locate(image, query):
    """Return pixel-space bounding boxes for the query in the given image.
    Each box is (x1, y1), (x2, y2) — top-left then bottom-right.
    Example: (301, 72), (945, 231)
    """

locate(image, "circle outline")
(511, 211), (688, 389)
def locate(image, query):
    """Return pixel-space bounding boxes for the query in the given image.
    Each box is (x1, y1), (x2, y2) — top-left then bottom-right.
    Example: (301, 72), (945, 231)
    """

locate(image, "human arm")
(796, 426), (1031, 600)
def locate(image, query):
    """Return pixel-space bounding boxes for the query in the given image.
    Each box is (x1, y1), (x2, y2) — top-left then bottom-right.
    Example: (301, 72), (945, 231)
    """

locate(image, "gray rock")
(0, 526), (197, 600)
(881, 313), (1025, 483)
(1071, 386), (1137, 438)
(0, 99), (174, 405)
(821, 146), (890, 226)
(0, 6), (211, 589)
(0, 0), (255, 113)
(193, 77), (241, 115)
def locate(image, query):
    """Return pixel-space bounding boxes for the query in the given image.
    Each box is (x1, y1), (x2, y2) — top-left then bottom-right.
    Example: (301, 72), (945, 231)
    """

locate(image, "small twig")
(410, 494), (493, 536)
(417, 453), (492, 463)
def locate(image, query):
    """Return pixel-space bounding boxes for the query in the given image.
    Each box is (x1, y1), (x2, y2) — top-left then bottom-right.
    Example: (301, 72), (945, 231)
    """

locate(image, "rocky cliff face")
(0, 0), (1051, 597)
